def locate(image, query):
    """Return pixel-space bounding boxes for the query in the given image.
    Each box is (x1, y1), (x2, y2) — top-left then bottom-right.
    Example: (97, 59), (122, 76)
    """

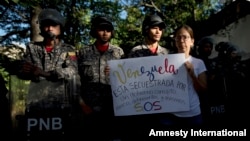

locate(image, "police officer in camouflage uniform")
(19, 8), (78, 113)
(77, 15), (124, 140)
(128, 14), (168, 57)
(125, 14), (168, 139)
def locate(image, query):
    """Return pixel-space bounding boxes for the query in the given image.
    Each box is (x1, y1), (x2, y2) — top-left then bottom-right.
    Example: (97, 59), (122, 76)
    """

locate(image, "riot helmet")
(142, 14), (166, 36)
(198, 36), (214, 49)
(90, 15), (114, 38)
(38, 8), (65, 38)
(215, 41), (241, 59)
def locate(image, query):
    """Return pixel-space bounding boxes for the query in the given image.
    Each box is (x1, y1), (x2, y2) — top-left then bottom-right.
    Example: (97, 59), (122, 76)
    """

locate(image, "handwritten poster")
(108, 53), (189, 116)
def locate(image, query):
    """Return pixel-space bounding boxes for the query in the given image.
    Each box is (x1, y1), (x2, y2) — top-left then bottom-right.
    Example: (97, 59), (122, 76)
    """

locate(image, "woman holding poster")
(159, 25), (208, 128)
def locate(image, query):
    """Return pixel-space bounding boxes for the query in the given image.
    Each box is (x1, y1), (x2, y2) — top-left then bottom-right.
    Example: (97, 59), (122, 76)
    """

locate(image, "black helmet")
(197, 36), (214, 54)
(90, 15), (114, 38)
(198, 36), (214, 48)
(142, 14), (166, 36)
(215, 41), (241, 57)
(38, 8), (65, 28)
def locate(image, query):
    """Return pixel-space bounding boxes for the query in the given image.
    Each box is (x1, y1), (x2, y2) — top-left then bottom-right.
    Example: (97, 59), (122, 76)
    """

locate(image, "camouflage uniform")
(78, 44), (124, 114)
(23, 41), (78, 111)
(128, 43), (168, 58)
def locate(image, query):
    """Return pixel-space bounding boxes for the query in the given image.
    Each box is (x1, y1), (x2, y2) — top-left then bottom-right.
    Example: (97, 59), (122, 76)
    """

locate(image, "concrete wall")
(209, 14), (250, 59)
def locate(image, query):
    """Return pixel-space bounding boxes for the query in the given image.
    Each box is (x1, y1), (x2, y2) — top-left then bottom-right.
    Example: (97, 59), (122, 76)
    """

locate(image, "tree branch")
(0, 28), (29, 43)
(140, 0), (161, 13)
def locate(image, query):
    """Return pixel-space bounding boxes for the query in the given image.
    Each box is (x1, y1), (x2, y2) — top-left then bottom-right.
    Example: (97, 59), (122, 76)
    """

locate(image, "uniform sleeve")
(24, 43), (35, 63)
(114, 47), (125, 59)
(17, 42), (40, 81)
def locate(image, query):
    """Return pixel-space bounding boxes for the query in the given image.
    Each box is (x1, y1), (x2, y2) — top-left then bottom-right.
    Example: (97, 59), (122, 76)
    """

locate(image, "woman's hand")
(185, 61), (207, 92)
(185, 61), (195, 78)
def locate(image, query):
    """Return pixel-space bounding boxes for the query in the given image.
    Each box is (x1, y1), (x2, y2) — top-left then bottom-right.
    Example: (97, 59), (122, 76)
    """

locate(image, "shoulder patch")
(68, 52), (77, 60)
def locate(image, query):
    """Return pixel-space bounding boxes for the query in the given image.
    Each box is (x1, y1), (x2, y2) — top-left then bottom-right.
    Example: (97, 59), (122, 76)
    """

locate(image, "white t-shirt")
(173, 56), (207, 117)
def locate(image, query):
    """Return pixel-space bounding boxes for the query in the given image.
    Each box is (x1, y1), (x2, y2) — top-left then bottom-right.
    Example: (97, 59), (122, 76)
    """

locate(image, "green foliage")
(0, 0), (224, 50)
(0, 1), (31, 44)
(115, 6), (144, 53)
(0, 68), (9, 87)
(0, 44), (25, 90)
(9, 75), (30, 123)
(0, 44), (29, 124)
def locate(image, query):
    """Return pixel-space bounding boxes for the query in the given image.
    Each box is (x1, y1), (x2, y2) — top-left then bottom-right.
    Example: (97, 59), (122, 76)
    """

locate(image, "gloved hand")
(20, 61), (42, 76)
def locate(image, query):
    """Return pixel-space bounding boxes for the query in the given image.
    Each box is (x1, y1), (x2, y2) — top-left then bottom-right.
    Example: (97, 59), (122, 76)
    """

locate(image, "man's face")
(95, 25), (112, 42)
(147, 26), (163, 42)
(42, 20), (61, 37)
(201, 43), (213, 56)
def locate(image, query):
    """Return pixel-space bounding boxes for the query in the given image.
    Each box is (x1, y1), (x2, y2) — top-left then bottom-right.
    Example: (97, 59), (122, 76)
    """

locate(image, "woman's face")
(175, 28), (194, 54)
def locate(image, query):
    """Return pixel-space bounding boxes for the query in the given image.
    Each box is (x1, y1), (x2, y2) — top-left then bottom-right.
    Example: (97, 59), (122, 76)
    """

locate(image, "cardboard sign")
(108, 54), (189, 116)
